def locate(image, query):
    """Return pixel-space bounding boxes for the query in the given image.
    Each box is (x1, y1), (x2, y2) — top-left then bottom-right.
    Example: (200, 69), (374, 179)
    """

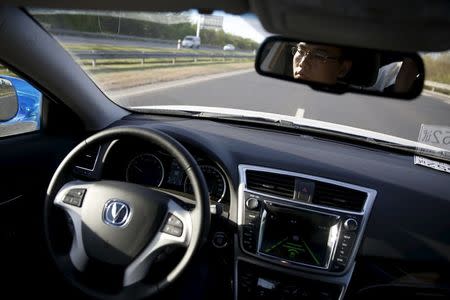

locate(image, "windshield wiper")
(133, 108), (450, 163)
(133, 108), (295, 127)
(194, 111), (293, 126)
(132, 108), (199, 117)
(368, 138), (450, 162)
(198, 113), (450, 162)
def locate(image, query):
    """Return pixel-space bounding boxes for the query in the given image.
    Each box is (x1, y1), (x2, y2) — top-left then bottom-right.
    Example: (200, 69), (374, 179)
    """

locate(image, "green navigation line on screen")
(302, 239), (321, 266)
(264, 236), (288, 253)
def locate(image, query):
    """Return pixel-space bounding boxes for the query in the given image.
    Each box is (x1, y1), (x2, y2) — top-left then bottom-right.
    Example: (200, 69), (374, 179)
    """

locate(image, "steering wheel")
(44, 127), (210, 299)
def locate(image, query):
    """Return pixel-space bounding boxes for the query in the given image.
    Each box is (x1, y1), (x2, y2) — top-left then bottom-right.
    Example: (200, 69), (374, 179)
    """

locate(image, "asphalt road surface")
(0, 122), (37, 138)
(116, 70), (450, 142)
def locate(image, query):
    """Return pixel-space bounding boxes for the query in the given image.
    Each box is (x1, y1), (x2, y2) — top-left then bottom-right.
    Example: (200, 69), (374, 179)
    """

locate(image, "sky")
(215, 12), (270, 43)
(190, 10), (270, 43)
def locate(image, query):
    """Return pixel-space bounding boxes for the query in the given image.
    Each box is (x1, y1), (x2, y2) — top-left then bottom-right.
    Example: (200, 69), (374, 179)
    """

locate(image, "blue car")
(0, 74), (41, 127)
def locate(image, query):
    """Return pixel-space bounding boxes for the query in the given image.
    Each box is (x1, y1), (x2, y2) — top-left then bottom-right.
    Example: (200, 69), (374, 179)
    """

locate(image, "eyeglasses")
(291, 46), (341, 64)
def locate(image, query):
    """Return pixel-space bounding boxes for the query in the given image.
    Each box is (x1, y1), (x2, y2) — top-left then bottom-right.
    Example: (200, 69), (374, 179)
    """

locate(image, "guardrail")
(72, 50), (255, 67)
(424, 80), (450, 97)
(52, 29), (178, 45)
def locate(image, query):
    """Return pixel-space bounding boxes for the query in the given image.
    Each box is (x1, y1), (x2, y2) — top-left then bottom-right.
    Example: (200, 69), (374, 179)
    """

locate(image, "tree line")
(35, 14), (259, 50)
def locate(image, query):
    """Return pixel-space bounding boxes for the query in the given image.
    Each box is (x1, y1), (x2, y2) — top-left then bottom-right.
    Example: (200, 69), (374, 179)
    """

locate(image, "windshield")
(30, 9), (450, 159)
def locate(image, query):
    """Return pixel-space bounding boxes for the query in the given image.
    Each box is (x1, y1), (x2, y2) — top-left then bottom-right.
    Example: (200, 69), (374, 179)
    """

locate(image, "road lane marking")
(111, 69), (254, 99)
(295, 108), (305, 118)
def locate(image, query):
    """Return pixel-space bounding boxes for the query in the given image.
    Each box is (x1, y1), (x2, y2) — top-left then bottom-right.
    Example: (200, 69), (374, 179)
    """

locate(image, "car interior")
(0, 1), (449, 300)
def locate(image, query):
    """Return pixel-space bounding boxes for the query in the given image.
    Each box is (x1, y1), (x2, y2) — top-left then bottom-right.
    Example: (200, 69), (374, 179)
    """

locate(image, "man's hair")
(295, 42), (353, 62)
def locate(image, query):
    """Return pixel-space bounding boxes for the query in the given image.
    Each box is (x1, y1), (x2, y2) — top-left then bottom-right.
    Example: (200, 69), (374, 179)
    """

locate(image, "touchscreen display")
(259, 208), (340, 267)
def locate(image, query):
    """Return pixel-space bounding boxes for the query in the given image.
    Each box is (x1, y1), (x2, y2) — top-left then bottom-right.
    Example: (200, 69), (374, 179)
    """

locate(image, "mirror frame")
(255, 35), (425, 100)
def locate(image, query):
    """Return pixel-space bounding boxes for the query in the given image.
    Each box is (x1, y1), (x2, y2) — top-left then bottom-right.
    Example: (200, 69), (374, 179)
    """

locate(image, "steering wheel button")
(68, 188), (86, 198)
(171, 226), (182, 237)
(63, 195), (74, 205)
(167, 214), (183, 228)
(63, 189), (86, 207)
(162, 224), (183, 237)
(71, 198), (81, 207)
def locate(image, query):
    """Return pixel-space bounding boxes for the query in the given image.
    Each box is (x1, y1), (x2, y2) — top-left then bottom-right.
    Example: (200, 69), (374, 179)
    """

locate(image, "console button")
(212, 232), (228, 248)
(338, 246), (351, 257)
(243, 239), (256, 252)
(331, 263), (345, 272)
(243, 225), (255, 235)
(341, 239), (354, 249)
(245, 212), (260, 225)
(335, 256), (348, 265)
(243, 233), (254, 241)
(342, 232), (356, 243)
(344, 218), (358, 231)
(295, 180), (315, 202)
(245, 198), (260, 210)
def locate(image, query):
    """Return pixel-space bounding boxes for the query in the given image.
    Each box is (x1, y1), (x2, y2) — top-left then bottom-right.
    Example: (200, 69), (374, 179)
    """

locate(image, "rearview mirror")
(0, 78), (18, 121)
(255, 36), (424, 99)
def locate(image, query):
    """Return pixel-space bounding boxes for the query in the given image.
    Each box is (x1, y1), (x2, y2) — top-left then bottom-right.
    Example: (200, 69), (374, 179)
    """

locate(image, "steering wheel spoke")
(53, 180), (94, 272)
(123, 198), (193, 287)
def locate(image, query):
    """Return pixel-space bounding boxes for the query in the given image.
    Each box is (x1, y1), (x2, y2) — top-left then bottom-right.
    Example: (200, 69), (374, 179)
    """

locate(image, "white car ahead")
(181, 36), (201, 49)
(223, 44), (235, 51)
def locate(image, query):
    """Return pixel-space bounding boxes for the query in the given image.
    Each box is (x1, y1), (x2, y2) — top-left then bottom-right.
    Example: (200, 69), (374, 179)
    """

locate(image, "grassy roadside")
(423, 53), (450, 85)
(0, 68), (17, 77)
(91, 61), (253, 92)
(422, 52), (450, 96)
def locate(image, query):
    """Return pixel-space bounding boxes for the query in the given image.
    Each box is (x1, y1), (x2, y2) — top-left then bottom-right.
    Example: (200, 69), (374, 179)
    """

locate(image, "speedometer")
(126, 153), (164, 187)
(184, 165), (226, 202)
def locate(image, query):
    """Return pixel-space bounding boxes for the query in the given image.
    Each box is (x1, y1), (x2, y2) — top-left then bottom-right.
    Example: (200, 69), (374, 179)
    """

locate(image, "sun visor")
(4, 0), (249, 14)
(250, 0), (450, 52)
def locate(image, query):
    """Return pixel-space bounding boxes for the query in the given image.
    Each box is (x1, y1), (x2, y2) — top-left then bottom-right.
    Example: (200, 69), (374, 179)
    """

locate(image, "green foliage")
(423, 52), (450, 84)
(35, 14), (195, 39)
(200, 29), (258, 50)
(0, 66), (16, 77)
(35, 14), (259, 50)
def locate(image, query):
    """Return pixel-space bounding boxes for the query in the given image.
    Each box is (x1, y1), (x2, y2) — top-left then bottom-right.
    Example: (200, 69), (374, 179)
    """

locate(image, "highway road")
(0, 122), (37, 138)
(115, 70), (450, 142)
(56, 34), (246, 53)
(1, 70), (448, 142)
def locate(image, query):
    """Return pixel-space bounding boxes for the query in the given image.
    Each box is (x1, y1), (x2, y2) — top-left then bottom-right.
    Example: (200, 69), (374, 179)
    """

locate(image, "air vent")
(74, 145), (100, 171)
(312, 181), (367, 212)
(246, 170), (295, 199)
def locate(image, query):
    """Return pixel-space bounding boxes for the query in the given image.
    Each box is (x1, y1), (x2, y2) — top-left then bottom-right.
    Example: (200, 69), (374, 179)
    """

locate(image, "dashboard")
(72, 116), (450, 300)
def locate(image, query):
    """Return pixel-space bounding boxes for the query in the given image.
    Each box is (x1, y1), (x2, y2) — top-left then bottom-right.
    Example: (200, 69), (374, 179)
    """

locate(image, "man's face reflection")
(292, 43), (352, 85)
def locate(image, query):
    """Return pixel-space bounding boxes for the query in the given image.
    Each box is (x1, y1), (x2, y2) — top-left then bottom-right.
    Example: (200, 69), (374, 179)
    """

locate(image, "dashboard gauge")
(126, 153), (164, 187)
(184, 165), (226, 202)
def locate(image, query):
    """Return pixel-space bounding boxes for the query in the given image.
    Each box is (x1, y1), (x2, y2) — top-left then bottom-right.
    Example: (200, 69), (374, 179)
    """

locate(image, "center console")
(236, 165), (376, 299)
